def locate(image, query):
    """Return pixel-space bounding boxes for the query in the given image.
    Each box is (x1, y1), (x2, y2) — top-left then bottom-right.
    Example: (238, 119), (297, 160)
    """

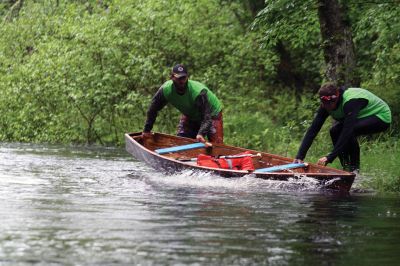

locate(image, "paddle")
(176, 153), (262, 162)
(254, 163), (307, 173)
(155, 142), (210, 155)
(219, 153), (262, 159)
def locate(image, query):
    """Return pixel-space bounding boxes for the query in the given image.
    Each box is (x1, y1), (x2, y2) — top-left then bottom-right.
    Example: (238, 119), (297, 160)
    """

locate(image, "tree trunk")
(245, 0), (265, 18)
(276, 41), (305, 94)
(3, 0), (24, 23)
(317, 0), (359, 87)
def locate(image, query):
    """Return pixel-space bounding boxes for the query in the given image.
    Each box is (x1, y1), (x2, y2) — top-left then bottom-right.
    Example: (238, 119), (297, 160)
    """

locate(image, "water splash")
(142, 169), (323, 193)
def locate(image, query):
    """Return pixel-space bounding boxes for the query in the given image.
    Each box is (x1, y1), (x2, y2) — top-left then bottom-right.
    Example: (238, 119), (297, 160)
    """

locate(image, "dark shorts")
(177, 112), (224, 143)
(330, 115), (390, 170)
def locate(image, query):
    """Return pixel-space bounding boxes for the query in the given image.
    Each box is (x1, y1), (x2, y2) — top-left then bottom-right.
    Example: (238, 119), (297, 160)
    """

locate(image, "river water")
(0, 143), (399, 265)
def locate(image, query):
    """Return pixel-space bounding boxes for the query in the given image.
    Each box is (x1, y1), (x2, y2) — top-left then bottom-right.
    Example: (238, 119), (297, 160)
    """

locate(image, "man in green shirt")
(294, 83), (391, 172)
(143, 64), (223, 143)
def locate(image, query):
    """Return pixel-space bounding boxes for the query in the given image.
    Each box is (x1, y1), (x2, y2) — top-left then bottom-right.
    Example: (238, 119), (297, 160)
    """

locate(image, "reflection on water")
(0, 143), (399, 265)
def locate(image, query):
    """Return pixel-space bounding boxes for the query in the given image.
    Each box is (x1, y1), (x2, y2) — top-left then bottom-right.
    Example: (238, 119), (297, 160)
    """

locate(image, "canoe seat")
(254, 163), (307, 173)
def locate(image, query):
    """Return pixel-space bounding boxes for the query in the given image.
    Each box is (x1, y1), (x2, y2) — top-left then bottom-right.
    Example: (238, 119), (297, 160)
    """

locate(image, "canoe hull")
(125, 132), (355, 192)
(125, 133), (248, 177)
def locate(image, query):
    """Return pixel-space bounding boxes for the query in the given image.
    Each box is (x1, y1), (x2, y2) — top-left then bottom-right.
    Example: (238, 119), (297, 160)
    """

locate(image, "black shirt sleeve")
(143, 87), (168, 132)
(195, 89), (213, 136)
(326, 98), (368, 162)
(296, 107), (329, 160)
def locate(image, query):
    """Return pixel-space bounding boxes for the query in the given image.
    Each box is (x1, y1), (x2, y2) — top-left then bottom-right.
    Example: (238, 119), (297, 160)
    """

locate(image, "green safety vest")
(162, 80), (222, 121)
(329, 88), (391, 123)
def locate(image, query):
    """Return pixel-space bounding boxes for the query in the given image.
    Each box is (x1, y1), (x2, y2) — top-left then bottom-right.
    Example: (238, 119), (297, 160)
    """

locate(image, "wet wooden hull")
(125, 132), (355, 192)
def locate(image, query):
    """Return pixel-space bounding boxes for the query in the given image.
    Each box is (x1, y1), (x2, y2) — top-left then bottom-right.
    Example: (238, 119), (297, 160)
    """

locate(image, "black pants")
(330, 116), (389, 171)
(176, 112), (224, 143)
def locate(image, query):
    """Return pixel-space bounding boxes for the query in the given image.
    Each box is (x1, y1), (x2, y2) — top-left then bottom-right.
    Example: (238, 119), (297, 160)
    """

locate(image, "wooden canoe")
(125, 132), (355, 192)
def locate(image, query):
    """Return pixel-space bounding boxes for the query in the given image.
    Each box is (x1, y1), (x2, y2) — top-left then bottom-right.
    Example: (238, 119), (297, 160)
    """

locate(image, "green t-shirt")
(329, 88), (391, 123)
(162, 80), (222, 121)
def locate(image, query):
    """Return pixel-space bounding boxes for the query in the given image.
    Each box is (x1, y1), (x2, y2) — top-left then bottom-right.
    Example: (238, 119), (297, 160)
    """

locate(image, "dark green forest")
(0, 0), (399, 191)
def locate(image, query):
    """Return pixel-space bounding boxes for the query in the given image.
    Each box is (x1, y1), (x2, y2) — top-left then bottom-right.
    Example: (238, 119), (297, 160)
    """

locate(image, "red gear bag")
(196, 151), (255, 171)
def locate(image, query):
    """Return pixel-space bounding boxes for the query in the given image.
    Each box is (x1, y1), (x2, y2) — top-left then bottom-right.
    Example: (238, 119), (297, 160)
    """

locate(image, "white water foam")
(143, 169), (323, 193)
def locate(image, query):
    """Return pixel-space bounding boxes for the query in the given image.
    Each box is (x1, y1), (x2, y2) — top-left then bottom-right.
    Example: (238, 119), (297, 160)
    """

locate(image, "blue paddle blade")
(254, 163), (306, 173)
(155, 142), (206, 155)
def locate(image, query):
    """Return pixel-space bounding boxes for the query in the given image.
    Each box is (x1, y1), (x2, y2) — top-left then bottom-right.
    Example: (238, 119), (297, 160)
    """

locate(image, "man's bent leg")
(351, 116), (390, 171)
(177, 115), (199, 139)
(208, 112), (224, 144)
(353, 116), (390, 135)
(330, 121), (350, 170)
(347, 136), (360, 172)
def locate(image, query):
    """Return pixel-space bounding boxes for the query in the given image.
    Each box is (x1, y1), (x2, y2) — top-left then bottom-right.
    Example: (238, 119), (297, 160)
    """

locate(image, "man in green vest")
(142, 64), (223, 143)
(294, 82), (391, 172)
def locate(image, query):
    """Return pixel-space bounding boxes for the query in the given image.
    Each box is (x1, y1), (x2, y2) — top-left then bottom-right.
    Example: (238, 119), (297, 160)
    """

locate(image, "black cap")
(172, 64), (188, 78)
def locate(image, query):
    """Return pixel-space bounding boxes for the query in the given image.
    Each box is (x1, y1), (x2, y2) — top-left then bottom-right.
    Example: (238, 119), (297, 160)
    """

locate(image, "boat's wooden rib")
(125, 132), (355, 192)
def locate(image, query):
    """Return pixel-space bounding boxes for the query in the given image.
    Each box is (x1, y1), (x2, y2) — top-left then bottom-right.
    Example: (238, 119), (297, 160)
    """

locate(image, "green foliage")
(359, 137), (400, 192)
(0, 0), (242, 144)
(351, 3), (400, 129)
(252, 0), (323, 90)
(253, 0), (320, 49)
(224, 90), (330, 158)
